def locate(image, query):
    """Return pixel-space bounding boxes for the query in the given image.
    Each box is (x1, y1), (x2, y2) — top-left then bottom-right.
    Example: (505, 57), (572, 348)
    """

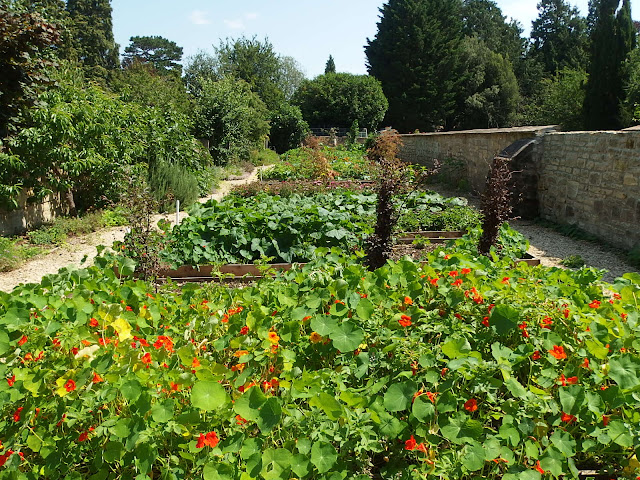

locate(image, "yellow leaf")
(110, 317), (132, 342)
(55, 377), (70, 397)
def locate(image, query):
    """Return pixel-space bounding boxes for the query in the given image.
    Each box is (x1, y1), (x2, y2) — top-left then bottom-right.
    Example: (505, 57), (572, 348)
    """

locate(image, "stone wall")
(536, 131), (640, 250)
(399, 126), (557, 192)
(0, 191), (70, 236)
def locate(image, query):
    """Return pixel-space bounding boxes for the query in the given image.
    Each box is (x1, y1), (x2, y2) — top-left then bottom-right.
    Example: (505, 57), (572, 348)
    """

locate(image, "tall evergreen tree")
(529, 0), (589, 75)
(324, 55), (336, 74)
(122, 36), (183, 75)
(584, 0), (635, 129)
(462, 0), (525, 66)
(365, 0), (466, 132)
(66, 0), (118, 82)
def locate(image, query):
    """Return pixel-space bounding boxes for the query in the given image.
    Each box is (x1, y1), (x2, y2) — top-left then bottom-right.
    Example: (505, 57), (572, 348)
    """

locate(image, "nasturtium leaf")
(412, 396), (435, 422)
(240, 438), (263, 460)
(329, 302), (349, 317)
(505, 377), (527, 398)
(440, 414), (483, 445)
(607, 420), (634, 447)
(608, 355), (640, 391)
(256, 397), (282, 431)
(151, 399), (174, 423)
(355, 298), (374, 320)
(550, 429), (576, 457)
(103, 441), (124, 463)
(539, 448), (564, 476)
(26, 434), (41, 453)
(504, 471), (541, 480)
(290, 454), (311, 477)
(310, 315), (338, 336)
(461, 443), (485, 471)
(311, 442), (337, 474)
(441, 337), (472, 359)
(310, 393), (343, 420)
(191, 381), (229, 411)
(121, 380), (142, 402)
(489, 304), (519, 335)
(203, 462), (235, 480)
(0, 330), (10, 356)
(329, 321), (364, 352)
(384, 381), (417, 412)
(235, 387), (266, 423)
(376, 411), (406, 437)
(296, 438), (312, 455)
(586, 339), (610, 360)
(112, 419), (131, 439)
(559, 385), (585, 415)
(261, 448), (291, 480)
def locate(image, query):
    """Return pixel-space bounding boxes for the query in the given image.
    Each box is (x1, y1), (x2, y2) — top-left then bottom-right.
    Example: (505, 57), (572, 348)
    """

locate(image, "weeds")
(478, 156), (514, 256)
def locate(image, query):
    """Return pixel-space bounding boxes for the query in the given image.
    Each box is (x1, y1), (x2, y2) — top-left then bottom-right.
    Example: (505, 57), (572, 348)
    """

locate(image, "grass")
(0, 237), (42, 272)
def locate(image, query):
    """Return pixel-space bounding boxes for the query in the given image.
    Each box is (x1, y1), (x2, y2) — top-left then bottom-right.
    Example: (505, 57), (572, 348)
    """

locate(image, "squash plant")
(0, 249), (639, 479)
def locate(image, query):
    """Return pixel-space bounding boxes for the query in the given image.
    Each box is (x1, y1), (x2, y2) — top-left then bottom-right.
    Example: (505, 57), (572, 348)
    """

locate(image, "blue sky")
(111, 0), (632, 79)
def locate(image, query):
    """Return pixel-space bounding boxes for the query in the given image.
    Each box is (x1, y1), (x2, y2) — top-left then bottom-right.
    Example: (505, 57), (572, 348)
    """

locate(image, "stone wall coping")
(399, 125), (558, 136)
(543, 130), (640, 136)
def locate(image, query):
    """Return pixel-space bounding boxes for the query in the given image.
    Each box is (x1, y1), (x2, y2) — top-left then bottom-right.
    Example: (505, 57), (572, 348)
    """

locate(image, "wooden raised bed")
(395, 230), (465, 244)
(157, 263), (306, 282)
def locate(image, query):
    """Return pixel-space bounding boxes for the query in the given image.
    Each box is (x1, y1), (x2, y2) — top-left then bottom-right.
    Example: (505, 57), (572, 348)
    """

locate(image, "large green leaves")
(311, 442), (337, 474)
(608, 355), (640, 391)
(329, 321), (364, 352)
(191, 381), (229, 411)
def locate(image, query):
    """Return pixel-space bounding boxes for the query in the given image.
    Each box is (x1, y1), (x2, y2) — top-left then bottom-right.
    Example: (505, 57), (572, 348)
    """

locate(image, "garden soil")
(1, 175), (637, 292)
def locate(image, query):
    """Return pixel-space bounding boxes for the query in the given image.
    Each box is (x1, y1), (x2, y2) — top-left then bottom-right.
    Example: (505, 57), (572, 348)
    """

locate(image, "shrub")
(148, 161), (200, 211)
(268, 102), (309, 154)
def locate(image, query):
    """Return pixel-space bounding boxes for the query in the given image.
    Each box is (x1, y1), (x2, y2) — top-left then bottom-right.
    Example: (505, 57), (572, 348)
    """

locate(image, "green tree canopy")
(122, 35), (183, 75)
(193, 77), (270, 164)
(365, 0), (466, 132)
(65, 0), (118, 82)
(325, 55), (336, 74)
(292, 73), (388, 131)
(529, 0), (589, 75)
(0, 9), (61, 137)
(456, 37), (519, 129)
(584, 0), (635, 129)
(462, 0), (525, 65)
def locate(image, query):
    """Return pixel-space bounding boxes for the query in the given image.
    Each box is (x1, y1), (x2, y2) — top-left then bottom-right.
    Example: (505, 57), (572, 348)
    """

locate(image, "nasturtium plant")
(0, 249), (638, 479)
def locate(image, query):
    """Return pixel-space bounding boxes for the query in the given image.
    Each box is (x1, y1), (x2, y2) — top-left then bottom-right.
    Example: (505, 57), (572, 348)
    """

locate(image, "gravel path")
(0, 167), (267, 293)
(1, 174), (637, 292)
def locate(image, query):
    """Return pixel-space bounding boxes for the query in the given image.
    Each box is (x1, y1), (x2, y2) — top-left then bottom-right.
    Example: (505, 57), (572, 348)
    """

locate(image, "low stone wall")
(0, 191), (70, 236)
(536, 131), (640, 250)
(399, 126), (557, 192)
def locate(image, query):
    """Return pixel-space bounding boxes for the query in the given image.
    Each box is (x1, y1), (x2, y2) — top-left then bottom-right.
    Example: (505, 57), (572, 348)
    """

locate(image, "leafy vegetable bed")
(262, 147), (372, 181)
(1, 251), (639, 479)
(162, 191), (480, 267)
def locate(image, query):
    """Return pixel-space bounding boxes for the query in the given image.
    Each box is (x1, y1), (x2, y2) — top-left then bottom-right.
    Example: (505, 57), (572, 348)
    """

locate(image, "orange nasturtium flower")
(404, 296), (413, 305)
(549, 345), (567, 360)
(192, 357), (201, 368)
(89, 318), (99, 327)
(309, 332), (323, 343)
(154, 335), (174, 352)
(588, 299), (601, 309)
(399, 315), (412, 327)
(268, 332), (280, 344)
(141, 352), (152, 364)
(64, 379), (76, 392)
(196, 431), (219, 449)
(92, 373), (104, 383)
(17, 335), (27, 346)
(464, 398), (478, 412)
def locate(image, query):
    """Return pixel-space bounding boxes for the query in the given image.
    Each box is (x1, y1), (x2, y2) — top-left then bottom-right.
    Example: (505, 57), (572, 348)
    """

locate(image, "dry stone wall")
(0, 191), (70, 236)
(399, 127), (640, 251)
(536, 131), (640, 250)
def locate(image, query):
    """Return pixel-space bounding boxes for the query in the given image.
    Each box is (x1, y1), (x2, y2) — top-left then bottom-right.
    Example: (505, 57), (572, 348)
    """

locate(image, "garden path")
(0, 167), (268, 292)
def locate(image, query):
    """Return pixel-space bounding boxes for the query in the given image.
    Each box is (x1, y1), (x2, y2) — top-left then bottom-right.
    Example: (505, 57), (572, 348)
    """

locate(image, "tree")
(110, 60), (191, 116)
(122, 35), (183, 75)
(536, 68), (588, 129)
(325, 55), (336, 74)
(278, 56), (305, 100)
(292, 73), (388, 131)
(365, 0), (466, 132)
(183, 50), (219, 96)
(268, 103), (309, 154)
(462, 0), (525, 65)
(456, 37), (519, 129)
(0, 9), (60, 137)
(65, 0), (118, 82)
(193, 77), (269, 164)
(529, 0), (589, 75)
(214, 36), (285, 110)
(584, 0), (635, 129)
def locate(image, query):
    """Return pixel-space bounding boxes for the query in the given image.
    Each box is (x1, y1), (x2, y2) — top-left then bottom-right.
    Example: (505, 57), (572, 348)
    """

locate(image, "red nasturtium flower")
(464, 398), (478, 412)
(92, 373), (104, 383)
(78, 432), (89, 442)
(561, 412), (576, 423)
(532, 350), (541, 360)
(501, 277), (510, 284)
(13, 407), (23, 422)
(64, 379), (76, 392)
(239, 326), (249, 335)
(141, 352), (152, 364)
(581, 358), (590, 369)
(461, 268), (471, 275)
(602, 415), (610, 426)
(154, 335), (174, 352)
(196, 431), (219, 449)
(452, 279), (463, 287)
(405, 435), (427, 453)
(192, 357), (201, 368)
(449, 271), (459, 277)
(399, 315), (412, 327)
(481, 317), (490, 327)
(429, 277), (439, 286)
(17, 336), (27, 346)
(535, 460), (545, 474)
(89, 318), (99, 327)
(7, 375), (15, 387)
(404, 296), (413, 305)
(540, 317), (553, 329)
(549, 345), (567, 360)
(588, 299), (601, 309)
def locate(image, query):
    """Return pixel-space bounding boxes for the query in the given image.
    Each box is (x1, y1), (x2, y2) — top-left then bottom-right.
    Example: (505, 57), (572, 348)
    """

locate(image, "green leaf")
(203, 462), (235, 480)
(191, 381), (229, 411)
(121, 380), (142, 402)
(234, 387), (266, 422)
(559, 385), (585, 415)
(441, 337), (471, 359)
(256, 397), (281, 431)
(609, 355), (640, 391)
(585, 339), (610, 360)
(103, 441), (124, 463)
(310, 393), (343, 420)
(439, 414), (483, 445)
(310, 315), (338, 336)
(261, 448), (291, 480)
(489, 304), (519, 335)
(329, 321), (364, 352)
(355, 298), (374, 319)
(311, 442), (337, 474)
(550, 429), (576, 457)
(412, 395), (435, 422)
(151, 399), (174, 423)
(0, 330), (10, 356)
(607, 420), (633, 447)
(461, 443), (485, 471)
(384, 381), (417, 412)
(290, 454), (311, 477)
(505, 377), (527, 398)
